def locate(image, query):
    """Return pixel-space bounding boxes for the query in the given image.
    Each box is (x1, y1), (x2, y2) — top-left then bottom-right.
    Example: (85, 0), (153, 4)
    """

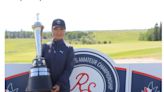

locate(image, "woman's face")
(52, 27), (65, 40)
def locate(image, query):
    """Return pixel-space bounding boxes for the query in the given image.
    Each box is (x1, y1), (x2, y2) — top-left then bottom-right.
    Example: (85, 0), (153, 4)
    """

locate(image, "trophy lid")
(32, 13), (44, 29)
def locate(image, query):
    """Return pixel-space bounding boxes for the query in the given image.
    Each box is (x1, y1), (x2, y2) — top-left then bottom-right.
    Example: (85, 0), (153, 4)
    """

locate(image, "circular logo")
(70, 48), (120, 92)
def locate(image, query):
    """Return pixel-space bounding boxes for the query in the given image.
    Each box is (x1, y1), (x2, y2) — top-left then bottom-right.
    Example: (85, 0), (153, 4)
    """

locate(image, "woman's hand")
(51, 85), (60, 92)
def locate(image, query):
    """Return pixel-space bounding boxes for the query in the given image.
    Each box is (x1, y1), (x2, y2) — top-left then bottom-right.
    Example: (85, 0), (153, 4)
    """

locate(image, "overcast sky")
(0, 0), (163, 31)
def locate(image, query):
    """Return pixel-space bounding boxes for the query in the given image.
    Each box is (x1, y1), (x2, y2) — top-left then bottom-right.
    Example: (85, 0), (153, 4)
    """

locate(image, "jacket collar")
(52, 39), (64, 45)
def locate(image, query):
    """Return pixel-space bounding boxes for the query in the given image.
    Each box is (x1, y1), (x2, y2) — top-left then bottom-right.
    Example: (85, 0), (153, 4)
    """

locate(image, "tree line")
(5, 22), (162, 44)
(139, 22), (162, 41)
(5, 30), (113, 44)
(5, 30), (51, 39)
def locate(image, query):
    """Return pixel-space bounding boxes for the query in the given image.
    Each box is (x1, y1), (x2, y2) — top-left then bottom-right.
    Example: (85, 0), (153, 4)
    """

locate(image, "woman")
(42, 19), (75, 92)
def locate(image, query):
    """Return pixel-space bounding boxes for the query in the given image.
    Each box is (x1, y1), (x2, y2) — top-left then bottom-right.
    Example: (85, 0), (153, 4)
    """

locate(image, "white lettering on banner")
(6, 83), (19, 92)
(141, 81), (160, 92)
(76, 57), (114, 90)
(70, 49), (120, 92)
(78, 57), (98, 65)
(97, 62), (113, 90)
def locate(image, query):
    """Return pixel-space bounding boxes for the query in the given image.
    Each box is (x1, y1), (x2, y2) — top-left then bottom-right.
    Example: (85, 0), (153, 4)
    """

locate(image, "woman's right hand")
(51, 84), (60, 92)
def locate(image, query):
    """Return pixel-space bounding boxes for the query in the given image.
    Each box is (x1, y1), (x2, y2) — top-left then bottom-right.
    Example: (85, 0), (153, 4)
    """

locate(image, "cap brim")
(52, 25), (65, 29)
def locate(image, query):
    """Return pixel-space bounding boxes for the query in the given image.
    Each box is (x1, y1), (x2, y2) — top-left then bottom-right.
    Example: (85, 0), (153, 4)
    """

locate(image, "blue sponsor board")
(5, 68), (126, 92)
(5, 72), (29, 92)
(131, 71), (161, 92)
(5, 49), (161, 92)
(115, 68), (126, 92)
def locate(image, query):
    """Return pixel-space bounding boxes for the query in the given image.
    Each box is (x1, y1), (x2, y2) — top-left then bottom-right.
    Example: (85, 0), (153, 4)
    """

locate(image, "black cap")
(52, 19), (66, 29)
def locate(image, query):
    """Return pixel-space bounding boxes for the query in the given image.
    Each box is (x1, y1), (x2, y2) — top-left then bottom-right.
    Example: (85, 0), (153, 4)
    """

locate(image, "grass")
(5, 29), (161, 63)
(5, 39), (161, 63)
(92, 30), (146, 43)
(73, 41), (161, 59)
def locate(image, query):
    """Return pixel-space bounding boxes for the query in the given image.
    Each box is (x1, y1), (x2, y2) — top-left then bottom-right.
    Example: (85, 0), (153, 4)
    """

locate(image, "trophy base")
(26, 76), (52, 92)
(26, 58), (52, 92)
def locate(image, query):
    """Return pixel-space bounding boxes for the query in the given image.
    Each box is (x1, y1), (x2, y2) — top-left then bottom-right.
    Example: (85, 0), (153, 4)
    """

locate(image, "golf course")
(5, 30), (162, 63)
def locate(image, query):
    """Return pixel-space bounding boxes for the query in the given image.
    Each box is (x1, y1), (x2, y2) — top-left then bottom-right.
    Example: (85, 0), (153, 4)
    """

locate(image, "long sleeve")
(41, 44), (46, 57)
(56, 47), (75, 89)
(41, 44), (51, 69)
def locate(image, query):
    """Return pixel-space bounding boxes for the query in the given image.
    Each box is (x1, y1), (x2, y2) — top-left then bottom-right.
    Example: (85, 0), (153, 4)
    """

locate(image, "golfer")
(42, 19), (75, 92)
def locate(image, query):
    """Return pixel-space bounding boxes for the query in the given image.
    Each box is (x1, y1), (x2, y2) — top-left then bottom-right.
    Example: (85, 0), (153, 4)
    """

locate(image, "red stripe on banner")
(115, 67), (126, 71)
(132, 70), (161, 81)
(5, 71), (29, 80)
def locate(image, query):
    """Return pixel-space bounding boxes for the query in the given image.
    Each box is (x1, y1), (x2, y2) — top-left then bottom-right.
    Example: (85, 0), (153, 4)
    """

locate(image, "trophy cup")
(26, 13), (52, 92)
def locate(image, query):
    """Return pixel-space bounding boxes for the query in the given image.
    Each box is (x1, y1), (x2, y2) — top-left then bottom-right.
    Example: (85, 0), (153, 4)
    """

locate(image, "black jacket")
(42, 39), (74, 92)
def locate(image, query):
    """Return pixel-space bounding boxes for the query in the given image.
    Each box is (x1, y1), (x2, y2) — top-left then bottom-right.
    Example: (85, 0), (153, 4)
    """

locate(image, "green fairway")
(93, 30), (146, 43)
(5, 39), (161, 63)
(74, 41), (161, 59)
(5, 30), (161, 63)
(5, 38), (49, 63)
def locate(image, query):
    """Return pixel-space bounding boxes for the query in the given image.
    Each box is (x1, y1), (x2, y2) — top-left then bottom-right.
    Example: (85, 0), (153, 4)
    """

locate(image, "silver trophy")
(26, 13), (52, 92)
